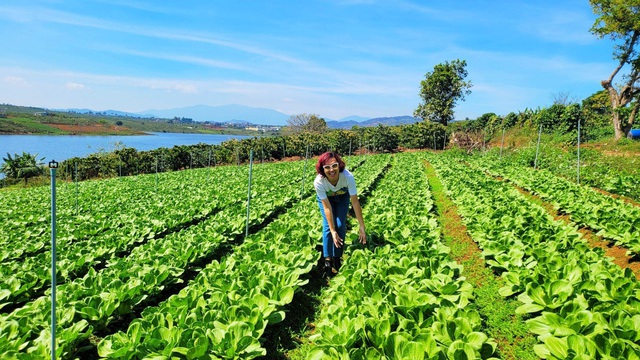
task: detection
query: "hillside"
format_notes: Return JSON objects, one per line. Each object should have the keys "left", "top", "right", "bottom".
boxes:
{"left": 327, "top": 115, "right": 419, "bottom": 129}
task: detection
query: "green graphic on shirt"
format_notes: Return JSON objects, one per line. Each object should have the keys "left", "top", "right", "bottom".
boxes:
{"left": 327, "top": 187, "right": 348, "bottom": 197}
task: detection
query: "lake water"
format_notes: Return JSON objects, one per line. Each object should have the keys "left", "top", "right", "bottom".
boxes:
{"left": 0, "top": 132, "right": 251, "bottom": 165}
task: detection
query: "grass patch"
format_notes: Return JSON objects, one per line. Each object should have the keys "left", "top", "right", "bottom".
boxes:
{"left": 424, "top": 160, "right": 538, "bottom": 360}
{"left": 0, "top": 117, "right": 67, "bottom": 134}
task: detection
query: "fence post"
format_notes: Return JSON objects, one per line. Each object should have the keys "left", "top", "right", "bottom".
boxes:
{"left": 500, "top": 128, "right": 505, "bottom": 159}
{"left": 245, "top": 150, "right": 254, "bottom": 238}
{"left": 74, "top": 162, "right": 79, "bottom": 216}
{"left": 301, "top": 144, "right": 309, "bottom": 198}
{"left": 577, "top": 118, "right": 581, "bottom": 184}
{"left": 48, "top": 160, "right": 59, "bottom": 360}
{"left": 155, "top": 156, "right": 158, "bottom": 192}
{"left": 534, "top": 124, "right": 543, "bottom": 170}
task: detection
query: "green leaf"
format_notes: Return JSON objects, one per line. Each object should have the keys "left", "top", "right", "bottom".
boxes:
{"left": 266, "top": 310, "right": 286, "bottom": 325}
{"left": 544, "top": 336, "right": 568, "bottom": 359}
{"left": 516, "top": 303, "right": 544, "bottom": 314}
{"left": 465, "top": 332, "right": 488, "bottom": 350}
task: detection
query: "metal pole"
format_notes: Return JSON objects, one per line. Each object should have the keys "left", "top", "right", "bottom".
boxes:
{"left": 155, "top": 156, "right": 158, "bottom": 192}
{"left": 301, "top": 144, "right": 309, "bottom": 198}
{"left": 534, "top": 123, "right": 542, "bottom": 169}
{"left": 500, "top": 128, "right": 505, "bottom": 159}
{"left": 49, "top": 160, "right": 59, "bottom": 360}
{"left": 349, "top": 139, "right": 352, "bottom": 157}
{"left": 577, "top": 118, "right": 581, "bottom": 184}
{"left": 208, "top": 149, "right": 212, "bottom": 182}
{"left": 74, "top": 162, "right": 79, "bottom": 216}
{"left": 443, "top": 132, "right": 447, "bottom": 150}
{"left": 245, "top": 150, "right": 254, "bottom": 238}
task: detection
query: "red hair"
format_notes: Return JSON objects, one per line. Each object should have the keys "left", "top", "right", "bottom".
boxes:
{"left": 316, "top": 152, "right": 346, "bottom": 177}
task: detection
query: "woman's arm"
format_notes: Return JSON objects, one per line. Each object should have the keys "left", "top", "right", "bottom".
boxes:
{"left": 320, "top": 198, "right": 343, "bottom": 248}
{"left": 350, "top": 195, "right": 366, "bottom": 244}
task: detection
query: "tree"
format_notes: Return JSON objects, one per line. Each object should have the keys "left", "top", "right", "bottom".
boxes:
{"left": 551, "top": 91, "right": 578, "bottom": 105}
{"left": 414, "top": 59, "right": 472, "bottom": 126}
{"left": 582, "top": 90, "right": 613, "bottom": 128}
{"left": 284, "top": 113, "right": 328, "bottom": 134}
{"left": 1, "top": 152, "right": 44, "bottom": 184}
{"left": 590, "top": 0, "right": 640, "bottom": 140}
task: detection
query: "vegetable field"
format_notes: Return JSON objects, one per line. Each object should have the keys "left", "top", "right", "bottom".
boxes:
{"left": 1, "top": 151, "right": 640, "bottom": 359}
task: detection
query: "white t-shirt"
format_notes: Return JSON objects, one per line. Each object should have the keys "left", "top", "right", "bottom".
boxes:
{"left": 314, "top": 169, "right": 357, "bottom": 200}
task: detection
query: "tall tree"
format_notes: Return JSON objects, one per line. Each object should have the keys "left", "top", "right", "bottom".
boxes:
{"left": 284, "top": 113, "right": 327, "bottom": 134}
{"left": 590, "top": 0, "right": 640, "bottom": 140}
{"left": 414, "top": 59, "right": 472, "bottom": 126}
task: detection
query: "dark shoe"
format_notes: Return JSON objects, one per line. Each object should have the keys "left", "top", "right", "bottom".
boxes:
{"left": 323, "top": 258, "right": 333, "bottom": 279}
{"left": 333, "top": 257, "right": 342, "bottom": 272}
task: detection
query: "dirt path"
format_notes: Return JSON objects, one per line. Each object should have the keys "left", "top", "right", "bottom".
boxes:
{"left": 424, "top": 161, "right": 538, "bottom": 360}
{"left": 491, "top": 173, "right": 640, "bottom": 280}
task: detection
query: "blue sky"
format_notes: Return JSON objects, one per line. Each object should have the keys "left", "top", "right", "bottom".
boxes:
{"left": 0, "top": 0, "right": 619, "bottom": 121}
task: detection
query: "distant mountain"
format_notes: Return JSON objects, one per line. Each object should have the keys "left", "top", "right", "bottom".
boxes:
{"left": 141, "top": 104, "right": 290, "bottom": 125}
{"left": 326, "top": 120, "right": 360, "bottom": 129}
{"left": 52, "top": 104, "right": 416, "bottom": 128}
{"left": 338, "top": 115, "right": 369, "bottom": 122}
{"left": 327, "top": 115, "right": 420, "bottom": 129}
{"left": 363, "top": 116, "right": 421, "bottom": 126}
{"left": 57, "top": 108, "right": 153, "bottom": 118}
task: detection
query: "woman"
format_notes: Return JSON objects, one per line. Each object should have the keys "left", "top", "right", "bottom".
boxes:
{"left": 314, "top": 151, "right": 366, "bottom": 278}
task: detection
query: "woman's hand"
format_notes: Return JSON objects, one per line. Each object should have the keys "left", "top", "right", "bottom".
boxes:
{"left": 331, "top": 230, "right": 343, "bottom": 248}
{"left": 358, "top": 225, "right": 367, "bottom": 244}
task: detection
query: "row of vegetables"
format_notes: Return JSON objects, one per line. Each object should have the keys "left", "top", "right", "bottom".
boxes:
{"left": 428, "top": 152, "right": 640, "bottom": 359}
{"left": 0, "top": 163, "right": 310, "bottom": 309}
{"left": 0, "top": 164, "right": 260, "bottom": 263}
{"left": 305, "top": 152, "right": 497, "bottom": 359}
{"left": 0, "top": 157, "right": 346, "bottom": 358}
{"left": 96, "top": 154, "right": 391, "bottom": 359}
{"left": 5, "top": 149, "right": 639, "bottom": 359}
{"left": 466, "top": 155, "right": 640, "bottom": 256}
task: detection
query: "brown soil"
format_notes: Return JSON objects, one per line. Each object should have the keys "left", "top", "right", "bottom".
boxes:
{"left": 602, "top": 150, "right": 638, "bottom": 157}
{"left": 424, "top": 161, "right": 535, "bottom": 359}
{"left": 45, "top": 123, "right": 142, "bottom": 135}
{"left": 506, "top": 178, "right": 640, "bottom": 280}
{"left": 589, "top": 185, "right": 640, "bottom": 208}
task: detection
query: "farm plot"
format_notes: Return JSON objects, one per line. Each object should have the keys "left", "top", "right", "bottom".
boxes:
{"left": 0, "top": 157, "right": 343, "bottom": 358}
{"left": 467, "top": 156, "right": 640, "bottom": 256}
{"left": 0, "top": 161, "right": 310, "bottom": 309}
{"left": 301, "top": 152, "right": 497, "bottom": 359}
{"left": 96, "top": 154, "right": 391, "bottom": 359}
{"left": 428, "top": 152, "right": 640, "bottom": 359}
{"left": 511, "top": 146, "right": 640, "bottom": 202}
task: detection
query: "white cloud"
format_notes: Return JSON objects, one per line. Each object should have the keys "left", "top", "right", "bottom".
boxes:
{"left": 3, "top": 76, "right": 29, "bottom": 87}
{"left": 65, "top": 82, "right": 86, "bottom": 90}
{"left": 172, "top": 84, "right": 198, "bottom": 94}
{"left": 103, "top": 48, "right": 255, "bottom": 72}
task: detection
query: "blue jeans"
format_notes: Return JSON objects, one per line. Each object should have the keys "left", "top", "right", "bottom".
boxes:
{"left": 318, "top": 193, "right": 351, "bottom": 258}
